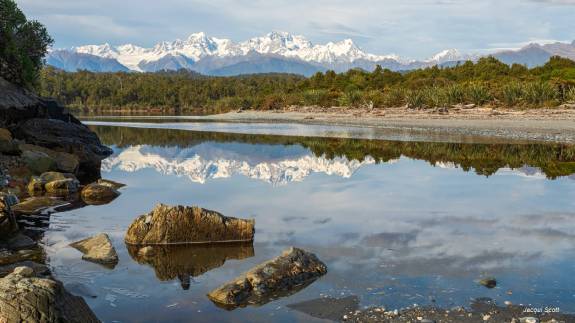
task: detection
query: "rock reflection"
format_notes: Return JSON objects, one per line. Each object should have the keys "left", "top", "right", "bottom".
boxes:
{"left": 126, "top": 243, "right": 254, "bottom": 290}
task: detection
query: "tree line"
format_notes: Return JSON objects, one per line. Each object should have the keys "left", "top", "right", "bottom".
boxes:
{"left": 39, "top": 56, "right": 575, "bottom": 112}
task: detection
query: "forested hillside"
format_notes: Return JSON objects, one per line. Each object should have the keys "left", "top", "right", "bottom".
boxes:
{"left": 39, "top": 56, "right": 575, "bottom": 113}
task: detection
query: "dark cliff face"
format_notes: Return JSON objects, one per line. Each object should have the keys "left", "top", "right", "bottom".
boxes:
{"left": 0, "top": 77, "right": 112, "bottom": 181}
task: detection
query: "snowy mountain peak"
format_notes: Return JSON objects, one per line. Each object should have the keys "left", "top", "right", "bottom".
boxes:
{"left": 428, "top": 49, "right": 462, "bottom": 63}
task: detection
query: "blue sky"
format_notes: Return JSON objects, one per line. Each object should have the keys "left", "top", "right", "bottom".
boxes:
{"left": 18, "top": 0, "right": 575, "bottom": 59}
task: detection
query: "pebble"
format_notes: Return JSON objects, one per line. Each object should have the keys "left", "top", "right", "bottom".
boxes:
{"left": 519, "top": 318, "right": 539, "bottom": 323}
{"left": 483, "top": 314, "right": 491, "bottom": 321}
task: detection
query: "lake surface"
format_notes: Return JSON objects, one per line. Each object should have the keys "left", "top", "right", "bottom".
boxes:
{"left": 41, "top": 120, "right": 575, "bottom": 322}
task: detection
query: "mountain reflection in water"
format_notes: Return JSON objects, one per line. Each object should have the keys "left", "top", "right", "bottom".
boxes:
{"left": 92, "top": 125, "right": 575, "bottom": 182}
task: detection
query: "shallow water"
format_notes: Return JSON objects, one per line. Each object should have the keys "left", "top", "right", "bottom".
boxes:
{"left": 41, "top": 122, "right": 575, "bottom": 322}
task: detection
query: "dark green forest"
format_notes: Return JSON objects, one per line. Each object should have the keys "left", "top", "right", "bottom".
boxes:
{"left": 40, "top": 56, "right": 575, "bottom": 113}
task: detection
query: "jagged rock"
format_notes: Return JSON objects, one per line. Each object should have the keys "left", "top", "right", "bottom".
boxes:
{"left": 80, "top": 183, "right": 120, "bottom": 205}
{"left": 13, "top": 118, "right": 112, "bottom": 181}
{"left": 20, "top": 143, "right": 79, "bottom": 173}
{"left": 70, "top": 233, "right": 118, "bottom": 268}
{"left": 12, "top": 196, "right": 68, "bottom": 215}
{"left": 207, "top": 247, "right": 327, "bottom": 309}
{"left": 96, "top": 178, "right": 125, "bottom": 190}
{"left": 127, "top": 244, "right": 254, "bottom": 289}
{"left": 0, "top": 194, "right": 18, "bottom": 240}
{"left": 124, "top": 204, "right": 255, "bottom": 245}
{"left": 0, "top": 266, "right": 100, "bottom": 322}
{"left": 1, "top": 77, "right": 111, "bottom": 180}
{"left": 22, "top": 150, "right": 57, "bottom": 174}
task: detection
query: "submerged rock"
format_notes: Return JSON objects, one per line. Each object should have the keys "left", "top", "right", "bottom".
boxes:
{"left": 479, "top": 277, "right": 497, "bottom": 289}
{"left": 81, "top": 183, "right": 120, "bottom": 205}
{"left": 12, "top": 196, "right": 68, "bottom": 215}
{"left": 207, "top": 247, "right": 327, "bottom": 309}
{"left": 127, "top": 243, "right": 254, "bottom": 290}
{"left": 70, "top": 233, "right": 119, "bottom": 268}
{"left": 96, "top": 178, "right": 126, "bottom": 190}
{"left": 287, "top": 296, "right": 360, "bottom": 321}
{"left": 124, "top": 204, "right": 255, "bottom": 245}
{"left": 0, "top": 266, "right": 100, "bottom": 322}
{"left": 0, "top": 194, "right": 19, "bottom": 240}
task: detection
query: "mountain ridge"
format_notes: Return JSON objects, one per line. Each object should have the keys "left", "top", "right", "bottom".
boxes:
{"left": 47, "top": 32, "right": 575, "bottom": 75}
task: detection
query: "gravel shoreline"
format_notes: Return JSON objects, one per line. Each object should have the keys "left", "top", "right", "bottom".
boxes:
{"left": 190, "top": 107, "right": 575, "bottom": 144}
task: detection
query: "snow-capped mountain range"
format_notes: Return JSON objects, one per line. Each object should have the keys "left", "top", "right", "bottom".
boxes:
{"left": 46, "top": 31, "right": 575, "bottom": 76}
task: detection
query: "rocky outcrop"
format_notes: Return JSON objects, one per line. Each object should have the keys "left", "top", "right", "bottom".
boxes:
{"left": 13, "top": 118, "right": 112, "bottom": 181}
{"left": 96, "top": 178, "right": 125, "bottom": 190}
{"left": 127, "top": 243, "right": 254, "bottom": 290}
{"left": 124, "top": 204, "right": 255, "bottom": 245}
{"left": 207, "top": 247, "right": 327, "bottom": 309}
{"left": 70, "top": 233, "right": 118, "bottom": 268}
{"left": 20, "top": 143, "right": 79, "bottom": 174}
{"left": 80, "top": 183, "right": 120, "bottom": 205}
{"left": 0, "top": 77, "right": 112, "bottom": 181}
{"left": 0, "top": 266, "right": 100, "bottom": 322}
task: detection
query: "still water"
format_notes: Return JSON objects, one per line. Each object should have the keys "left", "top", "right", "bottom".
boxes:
{"left": 41, "top": 122, "right": 575, "bottom": 322}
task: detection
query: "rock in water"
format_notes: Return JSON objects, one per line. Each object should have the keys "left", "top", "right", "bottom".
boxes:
{"left": 12, "top": 196, "right": 68, "bottom": 215}
{"left": 207, "top": 247, "right": 327, "bottom": 309}
{"left": 124, "top": 204, "right": 255, "bottom": 245}
{"left": 81, "top": 183, "right": 120, "bottom": 205}
{"left": 0, "top": 266, "right": 100, "bottom": 322}
{"left": 70, "top": 233, "right": 119, "bottom": 268}
{"left": 0, "top": 194, "right": 19, "bottom": 240}
{"left": 96, "top": 178, "right": 126, "bottom": 190}
{"left": 45, "top": 178, "right": 80, "bottom": 196}
{"left": 479, "top": 277, "right": 497, "bottom": 289}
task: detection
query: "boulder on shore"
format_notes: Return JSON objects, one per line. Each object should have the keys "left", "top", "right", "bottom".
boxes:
{"left": 124, "top": 204, "right": 255, "bottom": 245}
{"left": 81, "top": 183, "right": 120, "bottom": 205}
{"left": 207, "top": 247, "right": 327, "bottom": 309}
{"left": 27, "top": 171, "right": 78, "bottom": 196}
{"left": 22, "top": 150, "right": 57, "bottom": 174}
{"left": 20, "top": 143, "right": 79, "bottom": 174}
{"left": 70, "top": 233, "right": 118, "bottom": 268}
{"left": 0, "top": 266, "right": 100, "bottom": 322}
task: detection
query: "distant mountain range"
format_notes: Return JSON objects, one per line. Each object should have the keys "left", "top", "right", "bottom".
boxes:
{"left": 46, "top": 32, "right": 575, "bottom": 76}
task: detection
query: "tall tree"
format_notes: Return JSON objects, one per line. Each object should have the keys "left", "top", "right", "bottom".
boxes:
{"left": 0, "top": 0, "right": 53, "bottom": 88}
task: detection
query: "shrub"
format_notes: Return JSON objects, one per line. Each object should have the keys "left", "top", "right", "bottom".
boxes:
{"left": 382, "top": 88, "right": 406, "bottom": 107}
{"left": 467, "top": 83, "right": 492, "bottom": 105}
{"left": 523, "top": 81, "right": 556, "bottom": 105}
{"left": 445, "top": 84, "right": 466, "bottom": 105}
{"left": 406, "top": 90, "right": 426, "bottom": 109}
{"left": 502, "top": 82, "right": 524, "bottom": 106}
{"left": 338, "top": 90, "right": 364, "bottom": 108}
{"left": 423, "top": 87, "right": 448, "bottom": 108}
{"left": 564, "top": 86, "right": 575, "bottom": 103}
{"left": 303, "top": 89, "right": 331, "bottom": 107}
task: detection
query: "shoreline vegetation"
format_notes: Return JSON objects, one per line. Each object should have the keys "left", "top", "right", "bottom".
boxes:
{"left": 40, "top": 56, "right": 575, "bottom": 114}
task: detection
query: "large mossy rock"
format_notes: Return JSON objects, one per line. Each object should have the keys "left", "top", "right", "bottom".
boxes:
{"left": 20, "top": 143, "right": 79, "bottom": 174}
{"left": 0, "top": 266, "right": 100, "bottom": 322}
{"left": 207, "top": 247, "right": 327, "bottom": 309}
{"left": 70, "top": 233, "right": 118, "bottom": 268}
{"left": 22, "top": 150, "right": 57, "bottom": 174}
{"left": 124, "top": 204, "right": 255, "bottom": 245}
